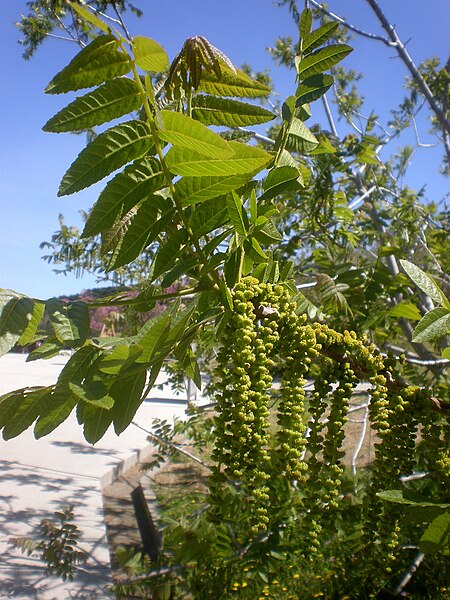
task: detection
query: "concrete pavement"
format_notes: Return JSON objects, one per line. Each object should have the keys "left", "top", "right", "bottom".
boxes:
{"left": 0, "top": 353, "right": 192, "bottom": 599}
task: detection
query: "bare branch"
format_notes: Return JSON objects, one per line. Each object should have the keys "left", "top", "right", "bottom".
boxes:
{"left": 391, "top": 552, "right": 426, "bottom": 597}
{"left": 366, "top": 0, "right": 450, "bottom": 138}
{"left": 321, "top": 94, "right": 338, "bottom": 137}
{"left": 308, "top": 0, "right": 395, "bottom": 47}
{"left": 45, "top": 34, "right": 82, "bottom": 43}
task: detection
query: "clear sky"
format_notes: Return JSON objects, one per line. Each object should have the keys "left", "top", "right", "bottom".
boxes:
{"left": 1, "top": 1, "right": 449, "bottom": 299}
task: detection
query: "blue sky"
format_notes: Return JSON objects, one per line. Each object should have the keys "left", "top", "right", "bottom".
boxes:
{"left": 1, "top": 1, "right": 449, "bottom": 299}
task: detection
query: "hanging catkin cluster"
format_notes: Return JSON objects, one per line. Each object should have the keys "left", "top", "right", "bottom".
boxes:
{"left": 209, "top": 277, "right": 440, "bottom": 553}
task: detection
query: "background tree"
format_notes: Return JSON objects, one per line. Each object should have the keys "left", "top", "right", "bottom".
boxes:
{"left": 1, "top": 1, "right": 449, "bottom": 597}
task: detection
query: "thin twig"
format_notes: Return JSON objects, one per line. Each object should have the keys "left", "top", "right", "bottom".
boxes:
{"left": 112, "top": 2, "right": 133, "bottom": 42}
{"left": 365, "top": 0, "right": 450, "bottom": 139}
{"left": 114, "top": 564, "right": 186, "bottom": 585}
{"left": 391, "top": 551, "right": 426, "bottom": 597}
{"left": 237, "top": 127, "right": 275, "bottom": 145}
{"left": 351, "top": 404, "right": 368, "bottom": 475}
{"left": 321, "top": 94, "right": 338, "bottom": 137}
{"left": 131, "top": 421, "right": 212, "bottom": 472}
{"left": 308, "top": 0, "right": 395, "bottom": 47}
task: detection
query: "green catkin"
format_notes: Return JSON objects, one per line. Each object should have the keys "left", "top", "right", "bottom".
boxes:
{"left": 276, "top": 318, "right": 317, "bottom": 482}
{"left": 209, "top": 277, "right": 447, "bottom": 574}
{"left": 211, "top": 279, "right": 275, "bottom": 532}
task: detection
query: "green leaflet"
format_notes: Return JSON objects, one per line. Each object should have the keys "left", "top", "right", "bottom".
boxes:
{"left": 98, "top": 343, "right": 144, "bottom": 375}
{"left": 69, "top": 1, "right": 110, "bottom": 34}
{"left": 46, "top": 298, "right": 89, "bottom": 346}
{"left": 82, "top": 404, "right": 114, "bottom": 444}
{"left": 253, "top": 255, "right": 279, "bottom": 284}
{"left": 244, "top": 237, "right": 267, "bottom": 263}
{"left": 227, "top": 193, "right": 247, "bottom": 236}
{"left": 224, "top": 247, "right": 243, "bottom": 288}
{"left": 295, "top": 44, "right": 353, "bottom": 80}
{"left": 192, "top": 95, "right": 275, "bottom": 127}
{"left": 34, "top": 385, "right": 78, "bottom": 438}
{"left": 295, "top": 74, "right": 334, "bottom": 107}
{"left": 259, "top": 166, "right": 301, "bottom": 200}
{"left": 175, "top": 173, "right": 252, "bottom": 206}
{"left": 159, "top": 110, "right": 233, "bottom": 158}
{"left": 420, "top": 512, "right": 450, "bottom": 555}
{"left": 388, "top": 300, "right": 422, "bottom": 321}
{"left": 412, "top": 308, "right": 450, "bottom": 343}
{"left": 199, "top": 65, "right": 271, "bottom": 98}
{"left": 299, "top": 8, "right": 313, "bottom": 40}
{"left": 17, "top": 301, "right": 45, "bottom": 347}
{"left": 166, "top": 141, "right": 271, "bottom": 177}
{"left": 59, "top": 120, "right": 154, "bottom": 196}
{"left": 189, "top": 197, "right": 229, "bottom": 237}
{"left": 377, "top": 489, "right": 450, "bottom": 508}
{"left": 132, "top": 36, "right": 169, "bottom": 72}
{"left": 1, "top": 387, "right": 49, "bottom": 440}
{"left": 43, "top": 78, "right": 143, "bottom": 133}
{"left": 400, "top": 259, "right": 449, "bottom": 308}
{"left": 45, "top": 35, "right": 130, "bottom": 95}
{"left": 254, "top": 220, "right": 283, "bottom": 245}
{"left": 388, "top": 301, "right": 422, "bottom": 321}
{"left": 110, "top": 370, "right": 147, "bottom": 434}
{"left": 161, "top": 256, "right": 199, "bottom": 288}
{"left": 26, "top": 339, "right": 62, "bottom": 361}
{"left": 82, "top": 156, "right": 164, "bottom": 237}
{"left": 135, "top": 312, "right": 172, "bottom": 364}
{"left": 107, "top": 196, "right": 174, "bottom": 270}
{"left": 102, "top": 207, "right": 138, "bottom": 257}
{"left": 151, "top": 230, "right": 189, "bottom": 280}
{"left": 58, "top": 345, "right": 102, "bottom": 384}
{"left": 302, "top": 22, "right": 339, "bottom": 55}
{"left": 202, "top": 230, "right": 231, "bottom": 256}
{"left": 0, "top": 290, "right": 38, "bottom": 357}
{"left": 288, "top": 118, "right": 319, "bottom": 153}
{"left": 0, "top": 389, "right": 27, "bottom": 428}
{"left": 69, "top": 381, "right": 114, "bottom": 409}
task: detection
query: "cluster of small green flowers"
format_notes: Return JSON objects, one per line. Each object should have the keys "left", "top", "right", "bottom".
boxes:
{"left": 363, "top": 383, "right": 424, "bottom": 565}
{"left": 420, "top": 407, "right": 450, "bottom": 494}
{"left": 276, "top": 316, "right": 317, "bottom": 482}
{"left": 320, "top": 360, "right": 357, "bottom": 511}
{"left": 210, "top": 278, "right": 277, "bottom": 532}
{"left": 305, "top": 357, "right": 337, "bottom": 480}
{"left": 210, "top": 277, "right": 445, "bottom": 567}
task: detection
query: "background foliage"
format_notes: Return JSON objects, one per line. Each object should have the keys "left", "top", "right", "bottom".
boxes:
{"left": 2, "top": 1, "right": 449, "bottom": 598}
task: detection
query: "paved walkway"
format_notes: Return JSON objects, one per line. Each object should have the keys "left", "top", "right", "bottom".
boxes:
{"left": 0, "top": 354, "right": 191, "bottom": 599}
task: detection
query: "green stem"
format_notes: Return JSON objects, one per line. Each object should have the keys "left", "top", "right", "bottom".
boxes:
{"left": 119, "top": 40, "right": 220, "bottom": 287}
